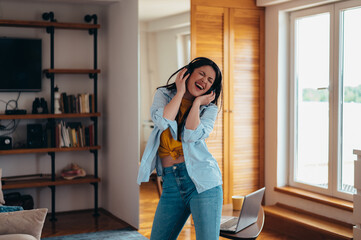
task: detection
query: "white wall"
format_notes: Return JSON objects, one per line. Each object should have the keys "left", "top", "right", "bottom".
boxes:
{"left": 263, "top": 0, "right": 353, "bottom": 223}
{"left": 0, "top": 0, "right": 140, "bottom": 228}
{"left": 103, "top": 0, "right": 139, "bottom": 228}
{"left": 139, "top": 22, "right": 153, "bottom": 155}
{"left": 155, "top": 25, "right": 190, "bottom": 86}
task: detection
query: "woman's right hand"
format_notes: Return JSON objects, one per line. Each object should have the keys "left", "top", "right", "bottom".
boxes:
{"left": 194, "top": 91, "right": 216, "bottom": 107}
{"left": 175, "top": 68, "right": 189, "bottom": 96}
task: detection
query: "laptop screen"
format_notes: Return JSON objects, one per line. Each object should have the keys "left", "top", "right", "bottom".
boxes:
{"left": 235, "top": 187, "right": 265, "bottom": 232}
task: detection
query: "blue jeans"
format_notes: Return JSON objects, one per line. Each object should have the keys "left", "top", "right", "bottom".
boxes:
{"left": 150, "top": 162, "right": 223, "bottom": 240}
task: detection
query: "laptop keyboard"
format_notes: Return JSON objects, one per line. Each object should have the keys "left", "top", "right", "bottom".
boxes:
{"left": 220, "top": 217, "right": 238, "bottom": 230}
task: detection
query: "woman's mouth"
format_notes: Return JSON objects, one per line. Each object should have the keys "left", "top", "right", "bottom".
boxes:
{"left": 195, "top": 82, "right": 204, "bottom": 90}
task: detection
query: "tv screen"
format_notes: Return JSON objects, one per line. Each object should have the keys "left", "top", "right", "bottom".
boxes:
{"left": 0, "top": 38, "right": 42, "bottom": 92}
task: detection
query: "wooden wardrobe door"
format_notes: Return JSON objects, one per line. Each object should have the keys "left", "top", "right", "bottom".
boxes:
{"left": 229, "top": 8, "right": 265, "bottom": 197}
{"left": 191, "top": 5, "right": 230, "bottom": 197}
{"left": 191, "top": 0, "right": 265, "bottom": 203}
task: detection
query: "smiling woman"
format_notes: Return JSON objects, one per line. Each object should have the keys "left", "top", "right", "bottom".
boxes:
{"left": 137, "top": 57, "right": 223, "bottom": 240}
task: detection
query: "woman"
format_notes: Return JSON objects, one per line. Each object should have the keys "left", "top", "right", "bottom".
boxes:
{"left": 137, "top": 57, "right": 223, "bottom": 240}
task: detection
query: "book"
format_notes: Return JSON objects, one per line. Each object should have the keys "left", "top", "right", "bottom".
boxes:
{"left": 89, "top": 94, "right": 93, "bottom": 113}
{"left": 79, "top": 126, "right": 85, "bottom": 147}
{"left": 55, "top": 123, "right": 59, "bottom": 148}
{"left": 70, "top": 95, "right": 76, "bottom": 113}
{"left": 67, "top": 127, "right": 73, "bottom": 147}
{"left": 61, "top": 93, "right": 69, "bottom": 113}
{"left": 59, "top": 93, "right": 64, "bottom": 113}
{"left": 67, "top": 95, "right": 73, "bottom": 114}
{"left": 60, "top": 121, "right": 69, "bottom": 147}
{"left": 59, "top": 123, "right": 64, "bottom": 147}
{"left": 85, "top": 126, "right": 90, "bottom": 146}
{"left": 71, "top": 128, "right": 77, "bottom": 147}
{"left": 88, "top": 124, "right": 94, "bottom": 146}
{"left": 84, "top": 93, "right": 90, "bottom": 113}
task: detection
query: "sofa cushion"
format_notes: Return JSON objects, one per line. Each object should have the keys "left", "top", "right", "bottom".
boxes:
{"left": 0, "top": 234, "right": 37, "bottom": 240}
{"left": 0, "top": 208, "right": 48, "bottom": 240}
{"left": 0, "top": 169, "right": 5, "bottom": 205}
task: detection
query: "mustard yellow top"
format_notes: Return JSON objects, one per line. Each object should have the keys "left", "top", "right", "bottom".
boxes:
{"left": 158, "top": 98, "right": 193, "bottom": 160}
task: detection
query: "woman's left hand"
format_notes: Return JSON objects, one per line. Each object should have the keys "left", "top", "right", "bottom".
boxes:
{"left": 194, "top": 91, "right": 215, "bottom": 106}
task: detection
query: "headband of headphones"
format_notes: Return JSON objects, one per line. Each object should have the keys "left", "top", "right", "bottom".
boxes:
{"left": 186, "top": 57, "right": 222, "bottom": 78}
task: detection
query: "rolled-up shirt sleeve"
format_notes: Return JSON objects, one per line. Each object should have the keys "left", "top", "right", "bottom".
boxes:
{"left": 150, "top": 89, "right": 178, "bottom": 138}
{"left": 183, "top": 104, "right": 218, "bottom": 143}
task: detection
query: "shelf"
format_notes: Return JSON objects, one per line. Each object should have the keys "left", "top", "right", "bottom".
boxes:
{"left": 44, "top": 69, "right": 101, "bottom": 74}
{"left": 1, "top": 12, "right": 101, "bottom": 219}
{"left": 0, "top": 112, "right": 100, "bottom": 120}
{"left": 0, "top": 19, "right": 100, "bottom": 30}
{"left": 2, "top": 175, "right": 101, "bottom": 190}
{"left": 0, "top": 146, "right": 101, "bottom": 155}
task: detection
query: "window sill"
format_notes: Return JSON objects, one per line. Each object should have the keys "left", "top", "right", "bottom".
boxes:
{"left": 274, "top": 186, "right": 353, "bottom": 212}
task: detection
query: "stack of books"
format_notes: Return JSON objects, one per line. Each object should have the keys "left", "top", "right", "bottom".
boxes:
{"left": 59, "top": 93, "right": 95, "bottom": 113}
{"left": 55, "top": 121, "right": 94, "bottom": 148}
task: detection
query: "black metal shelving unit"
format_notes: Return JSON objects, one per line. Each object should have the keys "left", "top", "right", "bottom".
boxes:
{"left": 0, "top": 12, "right": 101, "bottom": 221}
{"left": 42, "top": 11, "right": 100, "bottom": 221}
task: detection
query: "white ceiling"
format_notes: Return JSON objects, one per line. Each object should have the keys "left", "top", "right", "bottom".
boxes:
{"left": 2, "top": 0, "right": 189, "bottom": 22}
{"left": 139, "top": 0, "right": 190, "bottom": 22}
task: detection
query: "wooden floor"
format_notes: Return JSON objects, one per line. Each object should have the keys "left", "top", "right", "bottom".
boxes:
{"left": 42, "top": 208, "right": 131, "bottom": 238}
{"left": 42, "top": 180, "right": 296, "bottom": 239}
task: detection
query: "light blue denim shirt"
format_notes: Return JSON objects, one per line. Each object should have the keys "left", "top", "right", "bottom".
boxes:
{"left": 137, "top": 87, "right": 223, "bottom": 193}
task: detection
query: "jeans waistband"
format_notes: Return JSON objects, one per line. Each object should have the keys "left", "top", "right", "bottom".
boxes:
{"left": 163, "top": 162, "right": 186, "bottom": 174}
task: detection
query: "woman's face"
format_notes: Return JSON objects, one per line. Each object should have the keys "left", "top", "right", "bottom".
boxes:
{"left": 186, "top": 65, "right": 216, "bottom": 98}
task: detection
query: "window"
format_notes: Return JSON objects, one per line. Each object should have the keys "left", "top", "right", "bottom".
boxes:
{"left": 290, "top": 0, "right": 361, "bottom": 200}
{"left": 176, "top": 33, "right": 191, "bottom": 68}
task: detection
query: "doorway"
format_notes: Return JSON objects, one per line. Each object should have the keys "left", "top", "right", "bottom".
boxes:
{"left": 138, "top": 0, "right": 190, "bottom": 238}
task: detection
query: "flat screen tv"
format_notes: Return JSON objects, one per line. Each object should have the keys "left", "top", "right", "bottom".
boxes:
{"left": 0, "top": 38, "right": 42, "bottom": 92}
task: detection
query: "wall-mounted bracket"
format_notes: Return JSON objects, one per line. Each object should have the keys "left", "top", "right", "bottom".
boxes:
{"left": 47, "top": 152, "right": 55, "bottom": 158}
{"left": 45, "top": 26, "right": 54, "bottom": 34}
{"left": 84, "top": 14, "right": 97, "bottom": 35}
{"left": 42, "top": 12, "right": 56, "bottom": 22}
{"left": 46, "top": 72, "right": 54, "bottom": 79}
{"left": 90, "top": 149, "right": 97, "bottom": 154}
{"left": 43, "top": 12, "right": 56, "bottom": 35}
{"left": 89, "top": 73, "right": 96, "bottom": 79}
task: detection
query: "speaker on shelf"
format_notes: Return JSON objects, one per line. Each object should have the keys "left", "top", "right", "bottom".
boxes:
{"left": 27, "top": 124, "right": 44, "bottom": 148}
{"left": 0, "top": 136, "right": 12, "bottom": 150}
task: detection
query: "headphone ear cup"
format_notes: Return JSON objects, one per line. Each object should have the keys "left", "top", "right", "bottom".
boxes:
{"left": 183, "top": 66, "right": 191, "bottom": 78}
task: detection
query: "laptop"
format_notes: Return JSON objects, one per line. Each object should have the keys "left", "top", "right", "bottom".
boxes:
{"left": 220, "top": 187, "right": 265, "bottom": 233}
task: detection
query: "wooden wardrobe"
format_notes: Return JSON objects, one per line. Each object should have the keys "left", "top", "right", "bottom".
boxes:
{"left": 191, "top": 0, "right": 265, "bottom": 203}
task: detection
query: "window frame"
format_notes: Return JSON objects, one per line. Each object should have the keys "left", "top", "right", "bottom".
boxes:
{"left": 289, "top": 0, "right": 361, "bottom": 201}
{"left": 334, "top": 0, "right": 361, "bottom": 201}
